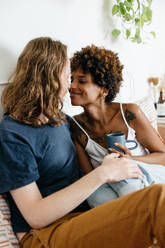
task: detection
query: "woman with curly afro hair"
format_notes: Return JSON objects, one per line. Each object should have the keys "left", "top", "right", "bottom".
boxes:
{"left": 70, "top": 44, "right": 165, "bottom": 207}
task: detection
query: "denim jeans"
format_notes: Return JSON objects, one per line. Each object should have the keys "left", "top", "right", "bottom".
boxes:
{"left": 87, "top": 161, "right": 165, "bottom": 208}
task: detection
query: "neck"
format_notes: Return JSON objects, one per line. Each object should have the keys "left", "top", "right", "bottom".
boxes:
{"left": 83, "top": 101, "right": 116, "bottom": 126}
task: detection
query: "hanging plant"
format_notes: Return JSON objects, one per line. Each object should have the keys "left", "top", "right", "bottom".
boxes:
{"left": 111, "top": 0, "right": 156, "bottom": 43}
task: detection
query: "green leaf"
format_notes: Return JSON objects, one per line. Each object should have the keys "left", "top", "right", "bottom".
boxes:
{"left": 140, "top": 16, "right": 145, "bottom": 28}
{"left": 135, "top": 28, "right": 140, "bottom": 37}
{"left": 119, "top": 2, "right": 126, "bottom": 15}
{"left": 147, "top": 0, "right": 152, "bottom": 7}
{"left": 124, "top": 1, "right": 131, "bottom": 8}
{"left": 112, "top": 5, "right": 119, "bottom": 15}
{"left": 131, "top": 36, "right": 141, "bottom": 44}
{"left": 145, "top": 7, "right": 152, "bottom": 22}
{"left": 142, "top": 6, "right": 152, "bottom": 22}
{"left": 135, "top": 18, "right": 140, "bottom": 27}
{"left": 134, "top": 28, "right": 142, "bottom": 43}
{"left": 112, "top": 29, "right": 121, "bottom": 38}
{"left": 126, "top": 29, "right": 131, "bottom": 39}
{"left": 124, "top": 13, "right": 132, "bottom": 21}
{"left": 150, "top": 31, "right": 156, "bottom": 38}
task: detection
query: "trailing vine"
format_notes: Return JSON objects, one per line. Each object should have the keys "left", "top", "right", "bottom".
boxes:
{"left": 111, "top": 0, "right": 155, "bottom": 43}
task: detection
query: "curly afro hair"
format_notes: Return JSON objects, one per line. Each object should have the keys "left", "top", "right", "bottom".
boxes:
{"left": 71, "top": 45, "right": 124, "bottom": 103}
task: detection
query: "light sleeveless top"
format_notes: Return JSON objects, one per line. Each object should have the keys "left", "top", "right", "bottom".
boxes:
{"left": 71, "top": 103, "right": 148, "bottom": 169}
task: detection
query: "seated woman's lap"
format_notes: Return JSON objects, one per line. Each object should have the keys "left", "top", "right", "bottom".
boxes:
{"left": 87, "top": 178, "right": 145, "bottom": 208}
{"left": 20, "top": 184, "right": 165, "bottom": 248}
{"left": 53, "top": 184, "right": 165, "bottom": 248}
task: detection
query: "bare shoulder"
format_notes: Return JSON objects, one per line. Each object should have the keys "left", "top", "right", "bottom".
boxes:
{"left": 111, "top": 102, "right": 120, "bottom": 110}
{"left": 123, "top": 103, "right": 141, "bottom": 112}
{"left": 122, "top": 103, "right": 143, "bottom": 124}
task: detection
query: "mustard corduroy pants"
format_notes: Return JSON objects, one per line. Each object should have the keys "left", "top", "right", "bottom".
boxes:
{"left": 20, "top": 184, "right": 165, "bottom": 248}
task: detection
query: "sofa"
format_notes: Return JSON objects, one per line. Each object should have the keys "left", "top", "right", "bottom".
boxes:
{"left": 0, "top": 83, "right": 164, "bottom": 248}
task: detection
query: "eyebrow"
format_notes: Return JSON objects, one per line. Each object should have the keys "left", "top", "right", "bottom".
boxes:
{"left": 77, "top": 75, "right": 86, "bottom": 79}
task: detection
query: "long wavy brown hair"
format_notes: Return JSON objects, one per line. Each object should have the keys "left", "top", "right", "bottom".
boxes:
{"left": 1, "top": 37, "right": 67, "bottom": 126}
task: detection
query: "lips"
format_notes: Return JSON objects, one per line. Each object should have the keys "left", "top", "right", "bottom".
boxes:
{"left": 69, "top": 92, "right": 82, "bottom": 97}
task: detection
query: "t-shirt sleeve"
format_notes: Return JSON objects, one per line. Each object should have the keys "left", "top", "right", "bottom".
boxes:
{"left": 0, "top": 133, "right": 39, "bottom": 194}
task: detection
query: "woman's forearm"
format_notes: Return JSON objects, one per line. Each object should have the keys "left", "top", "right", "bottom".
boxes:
{"left": 11, "top": 155, "right": 142, "bottom": 229}
{"left": 132, "top": 152, "right": 165, "bottom": 165}
{"left": 24, "top": 168, "right": 105, "bottom": 229}
{"left": 30, "top": 156, "right": 143, "bottom": 229}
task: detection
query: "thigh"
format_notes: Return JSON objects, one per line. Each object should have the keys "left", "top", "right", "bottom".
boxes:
{"left": 87, "top": 183, "right": 118, "bottom": 208}
{"left": 109, "top": 178, "right": 145, "bottom": 197}
{"left": 20, "top": 213, "right": 81, "bottom": 248}
{"left": 137, "top": 161, "right": 165, "bottom": 184}
{"left": 21, "top": 185, "right": 165, "bottom": 248}
{"left": 52, "top": 185, "right": 165, "bottom": 248}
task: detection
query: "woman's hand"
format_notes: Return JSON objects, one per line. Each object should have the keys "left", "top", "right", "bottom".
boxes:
{"left": 99, "top": 153, "right": 143, "bottom": 183}
{"left": 109, "top": 143, "right": 132, "bottom": 159}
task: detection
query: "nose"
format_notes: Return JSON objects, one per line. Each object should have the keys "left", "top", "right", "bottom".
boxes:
{"left": 67, "top": 75, "right": 71, "bottom": 90}
{"left": 70, "top": 77, "right": 77, "bottom": 89}
{"left": 68, "top": 82, "right": 71, "bottom": 90}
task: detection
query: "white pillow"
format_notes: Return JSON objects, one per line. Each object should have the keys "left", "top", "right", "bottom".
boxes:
{"left": 136, "top": 95, "right": 157, "bottom": 130}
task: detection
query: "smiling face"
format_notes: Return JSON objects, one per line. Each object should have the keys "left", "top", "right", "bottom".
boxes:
{"left": 70, "top": 67, "right": 104, "bottom": 107}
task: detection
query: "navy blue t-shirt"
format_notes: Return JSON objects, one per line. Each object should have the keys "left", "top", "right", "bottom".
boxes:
{"left": 0, "top": 115, "right": 89, "bottom": 232}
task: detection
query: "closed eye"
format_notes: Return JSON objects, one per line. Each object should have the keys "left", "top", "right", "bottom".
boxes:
{"left": 70, "top": 76, "right": 87, "bottom": 85}
{"left": 79, "top": 80, "right": 87, "bottom": 84}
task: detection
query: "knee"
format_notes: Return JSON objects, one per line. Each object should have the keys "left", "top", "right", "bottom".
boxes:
{"left": 148, "top": 184, "right": 165, "bottom": 193}
{"left": 117, "top": 179, "right": 144, "bottom": 197}
{"left": 87, "top": 184, "right": 118, "bottom": 208}
{"left": 146, "top": 184, "right": 165, "bottom": 202}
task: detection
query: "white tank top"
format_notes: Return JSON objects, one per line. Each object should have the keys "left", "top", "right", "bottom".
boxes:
{"left": 71, "top": 103, "right": 148, "bottom": 169}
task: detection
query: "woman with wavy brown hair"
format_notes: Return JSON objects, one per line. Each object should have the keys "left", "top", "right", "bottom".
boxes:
{"left": 0, "top": 37, "right": 165, "bottom": 248}
{"left": 70, "top": 45, "right": 165, "bottom": 207}
{"left": 2, "top": 37, "right": 67, "bottom": 126}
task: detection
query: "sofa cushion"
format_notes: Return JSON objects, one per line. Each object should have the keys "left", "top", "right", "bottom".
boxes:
{"left": 136, "top": 95, "right": 157, "bottom": 130}
{"left": 0, "top": 195, "right": 19, "bottom": 247}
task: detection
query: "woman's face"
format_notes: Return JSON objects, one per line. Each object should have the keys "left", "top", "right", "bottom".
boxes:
{"left": 70, "top": 68, "right": 103, "bottom": 107}
{"left": 59, "top": 59, "right": 71, "bottom": 100}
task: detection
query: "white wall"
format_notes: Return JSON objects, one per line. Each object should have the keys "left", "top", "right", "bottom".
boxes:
{"left": 0, "top": 0, "right": 165, "bottom": 116}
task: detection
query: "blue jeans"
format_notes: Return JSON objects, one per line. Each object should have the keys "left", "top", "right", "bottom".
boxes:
{"left": 87, "top": 161, "right": 165, "bottom": 208}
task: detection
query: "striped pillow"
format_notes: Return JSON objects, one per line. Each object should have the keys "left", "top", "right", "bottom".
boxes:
{"left": 136, "top": 95, "right": 157, "bottom": 130}
{"left": 0, "top": 195, "right": 19, "bottom": 248}
{"left": 0, "top": 83, "right": 20, "bottom": 247}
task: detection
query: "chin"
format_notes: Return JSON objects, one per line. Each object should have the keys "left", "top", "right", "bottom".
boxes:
{"left": 70, "top": 99, "right": 81, "bottom": 106}
{"left": 71, "top": 101, "right": 79, "bottom": 106}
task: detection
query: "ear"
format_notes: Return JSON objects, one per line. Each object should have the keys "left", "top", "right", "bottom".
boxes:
{"left": 98, "top": 87, "right": 109, "bottom": 98}
{"left": 102, "top": 88, "right": 109, "bottom": 97}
